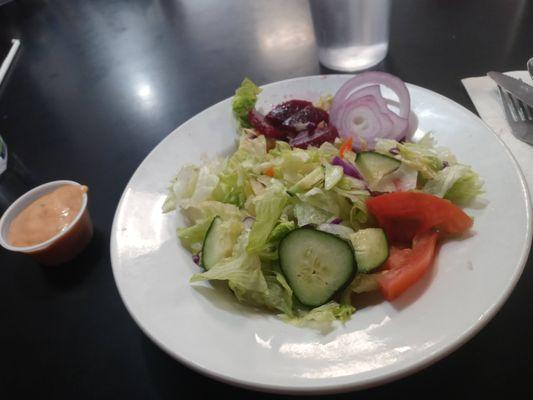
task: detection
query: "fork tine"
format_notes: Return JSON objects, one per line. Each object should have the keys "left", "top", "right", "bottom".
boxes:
{"left": 507, "top": 91, "right": 525, "bottom": 121}
{"left": 520, "top": 101, "right": 533, "bottom": 121}
{"left": 513, "top": 97, "right": 527, "bottom": 121}
{"left": 496, "top": 85, "right": 533, "bottom": 145}
{"left": 498, "top": 86, "right": 518, "bottom": 121}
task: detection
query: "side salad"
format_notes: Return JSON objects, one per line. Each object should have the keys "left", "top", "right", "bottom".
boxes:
{"left": 163, "top": 72, "right": 483, "bottom": 325}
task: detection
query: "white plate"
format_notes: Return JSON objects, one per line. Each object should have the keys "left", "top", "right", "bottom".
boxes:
{"left": 110, "top": 75, "right": 532, "bottom": 394}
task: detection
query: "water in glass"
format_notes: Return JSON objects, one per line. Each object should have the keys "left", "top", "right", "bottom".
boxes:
{"left": 309, "top": 0, "right": 390, "bottom": 71}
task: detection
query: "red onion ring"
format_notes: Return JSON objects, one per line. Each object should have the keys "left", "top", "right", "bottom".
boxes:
{"left": 331, "top": 72, "right": 411, "bottom": 121}
{"left": 343, "top": 85, "right": 408, "bottom": 139}
{"left": 336, "top": 96, "right": 396, "bottom": 149}
{"left": 330, "top": 72, "right": 411, "bottom": 149}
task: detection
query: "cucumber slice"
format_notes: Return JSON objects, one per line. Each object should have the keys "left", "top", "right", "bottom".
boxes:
{"left": 355, "top": 152, "right": 400, "bottom": 185}
{"left": 201, "top": 216, "right": 233, "bottom": 270}
{"left": 279, "top": 228, "right": 356, "bottom": 307}
{"left": 350, "top": 228, "right": 389, "bottom": 273}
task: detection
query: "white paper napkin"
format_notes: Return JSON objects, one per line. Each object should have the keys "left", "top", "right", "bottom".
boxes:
{"left": 462, "top": 71, "right": 533, "bottom": 196}
{"left": 462, "top": 71, "right": 533, "bottom": 197}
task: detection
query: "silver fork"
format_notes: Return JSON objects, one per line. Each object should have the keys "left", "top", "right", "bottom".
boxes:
{"left": 496, "top": 85, "right": 533, "bottom": 145}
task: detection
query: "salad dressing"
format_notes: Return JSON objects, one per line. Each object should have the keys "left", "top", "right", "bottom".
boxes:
{"left": 8, "top": 184, "right": 88, "bottom": 247}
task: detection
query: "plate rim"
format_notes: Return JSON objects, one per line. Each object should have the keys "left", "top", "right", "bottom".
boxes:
{"left": 110, "top": 74, "right": 532, "bottom": 394}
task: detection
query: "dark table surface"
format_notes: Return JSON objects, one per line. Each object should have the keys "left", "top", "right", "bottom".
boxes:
{"left": 1, "top": 0, "right": 532, "bottom": 398}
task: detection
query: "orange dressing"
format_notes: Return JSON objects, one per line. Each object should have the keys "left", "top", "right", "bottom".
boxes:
{"left": 8, "top": 185, "right": 88, "bottom": 247}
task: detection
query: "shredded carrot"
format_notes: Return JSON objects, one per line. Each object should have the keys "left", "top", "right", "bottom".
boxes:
{"left": 264, "top": 166, "right": 274, "bottom": 177}
{"left": 339, "top": 138, "right": 353, "bottom": 158}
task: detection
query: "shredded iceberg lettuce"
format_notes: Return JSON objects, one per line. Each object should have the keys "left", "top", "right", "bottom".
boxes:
{"left": 191, "top": 231, "right": 267, "bottom": 291}
{"left": 374, "top": 136, "right": 455, "bottom": 180}
{"left": 422, "top": 164, "right": 484, "bottom": 205}
{"left": 246, "top": 184, "right": 289, "bottom": 253}
{"left": 282, "top": 302, "right": 356, "bottom": 326}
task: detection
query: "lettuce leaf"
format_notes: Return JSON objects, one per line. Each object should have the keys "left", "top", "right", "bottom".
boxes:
{"left": 423, "top": 164, "right": 484, "bottom": 205}
{"left": 177, "top": 204, "right": 244, "bottom": 254}
{"left": 333, "top": 175, "right": 369, "bottom": 203}
{"left": 374, "top": 136, "right": 454, "bottom": 180}
{"left": 246, "top": 185, "right": 289, "bottom": 253}
{"left": 324, "top": 164, "right": 344, "bottom": 190}
{"left": 288, "top": 166, "right": 324, "bottom": 194}
{"left": 297, "top": 187, "right": 351, "bottom": 219}
{"left": 162, "top": 165, "right": 196, "bottom": 212}
{"left": 270, "top": 147, "right": 321, "bottom": 185}
{"left": 192, "top": 230, "right": 293, "bottom": 315}
{"left": 370, "top": 164, "right": 418, "bottom": 192}
{"left": 212, "top": 135, "right": 268, "bottom": 207}
{"left": 317, "top": 223, "right": 355, "bottom": 241}
{"left": 258, "top": 220, "right": 296, "bottom": 261}
{"left": 231, "top": 268, "right": 293, "bottom": 315}
{"left": 335, "top": 175, "right": 367, "bottom": 191}
{"left": 191, "top": 231, "right": 267, "bottom": 292}
{"left": 339, "top": 274, "right": 379, "bottom": 304}
{"left": 294, "top": 202, "right": 332, "bottom": 226}
{"left": 283, "top": 302, "right": 355, "bottom": 326}
{"left": 317, "top": 141, "right": 339, "bottom": 162}
{"left": 349, "top": 197, "right": 370, "bottom": 230}
{"left": 232, "top": 78, "right": 261, "bottom": 129}
{"left": 163, "top": 160, "right": 222, "bottom": 211}
{"left": 181, "top": 200, "right": 244, "bottom": 224}
{"left": 176, "top": 218, "right": 213, "bottom": 253}
{"left": 268, "top": 220, "right": 296, "bottom": 242}
{"left": 316, "top": 94, "right": 333, "bottom": 111}
{"left": 349, "top": 274, "right": 380, "bottom": 293}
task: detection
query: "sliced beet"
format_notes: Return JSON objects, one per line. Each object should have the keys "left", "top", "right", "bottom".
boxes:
{"left": 248, "top": 99, "right": 332, "bottom": 143}
{"left": 266, "top": 100, "right": 312, "bottom": 127}
{"left": 248, "top": 109, "right": 288, "bottom": 139}
{"left": 283, "top": 105, "right": 329, "bottom": 132}
{"left": 289, "top": 125, "right": 339, "bottom": 149}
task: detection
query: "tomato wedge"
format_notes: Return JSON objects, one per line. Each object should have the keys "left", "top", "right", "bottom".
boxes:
{"left": 378, "top": 230, "right": 439, "bottom": 300}
{"left": 381, "top": 246, "right": 412, "bottom": 270}
{"left": 366, "top": 192, "right": 473, "bottom": 243}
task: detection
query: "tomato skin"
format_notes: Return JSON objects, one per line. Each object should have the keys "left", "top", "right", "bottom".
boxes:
{"left": 366, "top": 192, "right": 473, "bottom": 244}
{"left": 377, "top": 230, "right": 439, "bottom": 300}
{"left": 381, "top": 246, "right": 412, "bottom": 270}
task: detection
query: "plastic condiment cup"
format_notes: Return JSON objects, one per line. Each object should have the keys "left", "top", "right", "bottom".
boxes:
{"left": 0, "top": 180, "right": 93, "bottom": 265}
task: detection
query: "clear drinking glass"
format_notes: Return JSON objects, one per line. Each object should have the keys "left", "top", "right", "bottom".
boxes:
{"left": 309, "top": 0, "right": 391, "bottom": 72}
